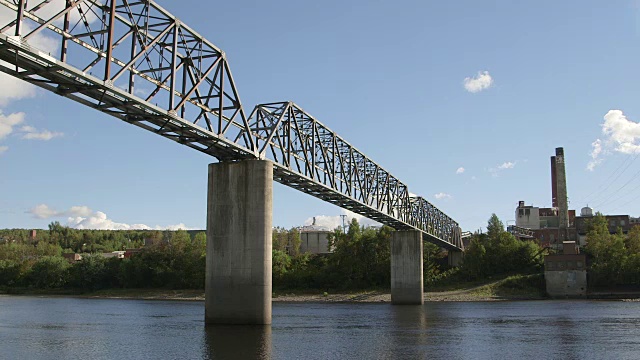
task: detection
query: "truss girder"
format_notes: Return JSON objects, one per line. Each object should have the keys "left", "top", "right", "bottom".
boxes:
{"left": 248, "top": 102, "right": 462, "bottom": 250}
{"left": 0, "top": 0, "right": 463, "bottom": 250}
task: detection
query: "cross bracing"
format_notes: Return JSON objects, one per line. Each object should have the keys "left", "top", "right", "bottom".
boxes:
{"left": 0, "top": 0, "right": 463, "bottom": 250}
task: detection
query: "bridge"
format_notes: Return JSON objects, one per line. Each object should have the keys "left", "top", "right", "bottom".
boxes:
{"left": 0, "top": 0, "right": 463, "bottom": 324}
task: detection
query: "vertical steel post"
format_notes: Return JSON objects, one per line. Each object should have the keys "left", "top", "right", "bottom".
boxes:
{"left": 180, "top": 60, "right": 187, "bottom": 117}
{"left": 311, "top": 121, "right": 316, "bottom": 180}
{"left": 104, "top": 0, "right": 117, "bottom": 81}
{"left": 169, "top": 21, "right": 178, "bottom": 110}
{"left": 15, "top": 0, "right": 26, "bottom": 37}
{"left": 128, "top": 32, "right": 137, "bottom": 93}
{"left": 218, "top": 61, "right": 224, "bottom": 134}
{"left": 60, "top": 0, "right": 71, "bottom": 62}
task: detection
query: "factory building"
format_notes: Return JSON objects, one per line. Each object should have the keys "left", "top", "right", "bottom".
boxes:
{"left": 513, "top": 147, "right": 639, "bottom": 249}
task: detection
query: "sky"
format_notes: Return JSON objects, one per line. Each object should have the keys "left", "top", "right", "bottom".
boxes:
{"left": 2, "top": 0, "right": 640, "bottom": 232}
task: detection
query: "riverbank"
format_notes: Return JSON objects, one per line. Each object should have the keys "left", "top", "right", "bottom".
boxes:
{"left": 4, "top": 274, "right": 639, "bottom": 302}
{"left": 0, "top": 275, "right": 548, "bottom": 302}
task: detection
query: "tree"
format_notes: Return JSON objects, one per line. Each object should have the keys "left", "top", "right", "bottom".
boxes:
{"left": 459, "top": 214, "right": 542, "bottom": 280}
{"left": 287, "top": 227, "right": 301, "bottom": 257}
{"left": 486, "top": 214, "right": 504, "bottom": 240}
{"left": 584, "top": 214, "right": 627, "bottom": 287}
{"left": 27, "top": 256, "right": 69, "bottom": 288}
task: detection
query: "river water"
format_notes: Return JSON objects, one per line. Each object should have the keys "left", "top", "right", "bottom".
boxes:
{"left": 1, "top": 296, "right": 639, "bottom": 359}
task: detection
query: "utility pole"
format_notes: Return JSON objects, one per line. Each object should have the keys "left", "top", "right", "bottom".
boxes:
{"left": 340, "top": 214, "right": 347, "bottom": 233}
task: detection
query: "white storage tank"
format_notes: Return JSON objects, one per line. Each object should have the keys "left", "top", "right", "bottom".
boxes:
{"left": 580, "top": 206, "right": 593, "bottom": 217}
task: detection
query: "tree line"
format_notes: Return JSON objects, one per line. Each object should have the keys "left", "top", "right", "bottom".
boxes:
{"left": 583, "top": 213, "right": 640, "bottom": 288}
{"left": 0, "top": 215, "right": 547, "bottom": 292}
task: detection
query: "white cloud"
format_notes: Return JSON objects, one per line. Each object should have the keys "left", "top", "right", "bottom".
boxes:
{"left": 587, "top": 139, "right": 603, "bottom": 171}
{"left": 67, "top": 212, "right": 152, "bottom": 230}
{"left": 303, "top": 209, "right": 379, "bottom": 231}
{"left": 28, "top": 204, "right": 63, "bottom": 219}
{"left": 489, "top": 161, "right": 517, "bottom": 177}
{"left": 586, "top": 110, "right": 640, "bottom": 170}
{"left": 67, "top": 212, "right": 194, "bottom": 231}
{"left": 456, "top": 167, "right": 465, "bottom": 174}
{"left": 0, "top": 111, "right": 26, "bottom": 139}
{"left": 434, "top": 192, "right": 452, "bottom": 200}
{"left": 464, "top": 71, "right": 493, "bottom": 93}
{"left": 27, "top": 203, "right": 194, "bottom": 230}
{"left": 602, "top": 110, "right": 640, "bottom": 154}
{"left": 0, "top": 145, "right": 7, "bottom": 154}
{"left": 21, "top": 128, "right": 63, "bottom": 140}
{"left": 68, "top": 205, "right": 92, "bottom": 217}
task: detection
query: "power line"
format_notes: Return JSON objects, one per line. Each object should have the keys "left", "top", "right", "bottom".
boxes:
{"left": 593, "top": 166, "right": 640, "bottom": 210}
{"left": 608, "top": 190, "right": 640, "bottom": 215}
{"left": 578, "top": 153, "right": 638, "bottom": 206}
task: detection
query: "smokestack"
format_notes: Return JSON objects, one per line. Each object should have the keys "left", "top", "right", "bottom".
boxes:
{"left": 551, "top": 156, "right": 558, "bottom": 207}
{"left": 554, "top": 147, "right": 569, "bottom": 240}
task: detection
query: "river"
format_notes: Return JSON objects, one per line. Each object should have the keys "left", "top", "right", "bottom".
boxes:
{"left": 1, "top": 296, "right": 639, "bottom": 359}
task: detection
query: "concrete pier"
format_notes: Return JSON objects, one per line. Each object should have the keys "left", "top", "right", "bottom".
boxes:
{"left": 391, "top": 230, "right": 424, "bottom": 305}
{"left": 205, "top": 160, "right": 273, "bottom": 325}
{"left": 448, "top": 250, "right": 464, "bottom": 267}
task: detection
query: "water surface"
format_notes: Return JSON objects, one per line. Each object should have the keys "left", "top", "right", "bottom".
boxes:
{"left": 1, "top": 296, "right": 638, "bottom": 359}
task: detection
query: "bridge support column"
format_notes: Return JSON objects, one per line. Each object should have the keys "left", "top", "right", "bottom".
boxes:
{"left": 448, "top": 250, "right": 464, "bottom": 267}
{"left": 391, "top": 230, "right": 424, "bottom": 305}
{"left": 206, "top": 160, "right": 273, "bottom": 325}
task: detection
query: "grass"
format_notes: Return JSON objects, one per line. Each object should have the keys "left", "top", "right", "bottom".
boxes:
{"left": 467, "top": 274, "right": 547, "bottom": 299}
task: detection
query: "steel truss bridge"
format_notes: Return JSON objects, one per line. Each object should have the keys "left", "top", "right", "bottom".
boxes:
{"left": 0, "top": 0, "right": 463, "bottom": 250}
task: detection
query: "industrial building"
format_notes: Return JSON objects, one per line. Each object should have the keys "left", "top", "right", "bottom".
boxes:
{"left": 514, "top": 147, "right": 574, "bottom": 250}
{"left": 299, "top": 230, "right": 332, "bottom": 254}
{"left": 513, "top": 147, "right": 639, "bottom": 249}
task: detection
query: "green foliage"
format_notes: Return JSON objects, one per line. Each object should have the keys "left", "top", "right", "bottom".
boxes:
{"left": 458, "top": 214, "right": 543, "bottom": 280}
{"left": 272, "top": 222, "right": 394, "bottom": 290}
{"left": 26, "top": 256, "right": 70, "bottom": 288}
{"left": 272, "top": 249, "right": 291, "bottom": 281}
{"left": 0, "top": 260, "right": 24, "bottom": 287}
{"left": 584, "top": 213, "right": 640, "bottom": 287}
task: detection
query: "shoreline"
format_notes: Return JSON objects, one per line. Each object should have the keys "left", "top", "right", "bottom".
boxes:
{"left": 4, "top": 288, "right": 638, "bottom": 302}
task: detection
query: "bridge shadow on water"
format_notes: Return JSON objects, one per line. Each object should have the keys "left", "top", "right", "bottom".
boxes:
{"left": 203, "top": 325, "right": 272, "bottom": 360}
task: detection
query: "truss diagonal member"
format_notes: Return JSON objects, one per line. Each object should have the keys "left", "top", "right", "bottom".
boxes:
{"left": 23, "top": 0, "right": 80, "bottom": 41}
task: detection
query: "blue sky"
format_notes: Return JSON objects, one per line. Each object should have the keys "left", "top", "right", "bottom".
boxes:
{"left": 1, "top": 0, "right": 640, "bottom": 232}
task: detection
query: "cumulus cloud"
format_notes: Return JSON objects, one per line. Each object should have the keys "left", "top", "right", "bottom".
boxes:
{"left": 464, "top": 71, "right": 493, "bottom": 93}
{"left": 602, "top": 110, "right": 640, "bottom": 154}
{"left": 68, "top": 205, "right": 92, "bottom": 217}
{"left": 455, "top": 167, "right": 465, "bottom": 174}
{"left": 28, "top": 204, "right": 62, "bottom": 219}
{"left": 587, "top": 110, "right": 640, "bottom": 170}
{"left": 0, "top": 111, "right": 26, "bottom": 139}
{"left": 27, "top": 204, "right": 195, "bottom": 230}
{"left": 489, "top": 161, "right": 517, "bottom": 177}
{"left": 434, "top": 192, "right": 452, "bottom": 200}
{"left": 303, "top": 209, "right": 379, "bottom": 231}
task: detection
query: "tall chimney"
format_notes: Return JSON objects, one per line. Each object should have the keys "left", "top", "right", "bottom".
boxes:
{"left": 554, "top": 147, "right": 569, "bottom": 240}
{"left": 551, "top": 155, "right": 557, "bottom": 207}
